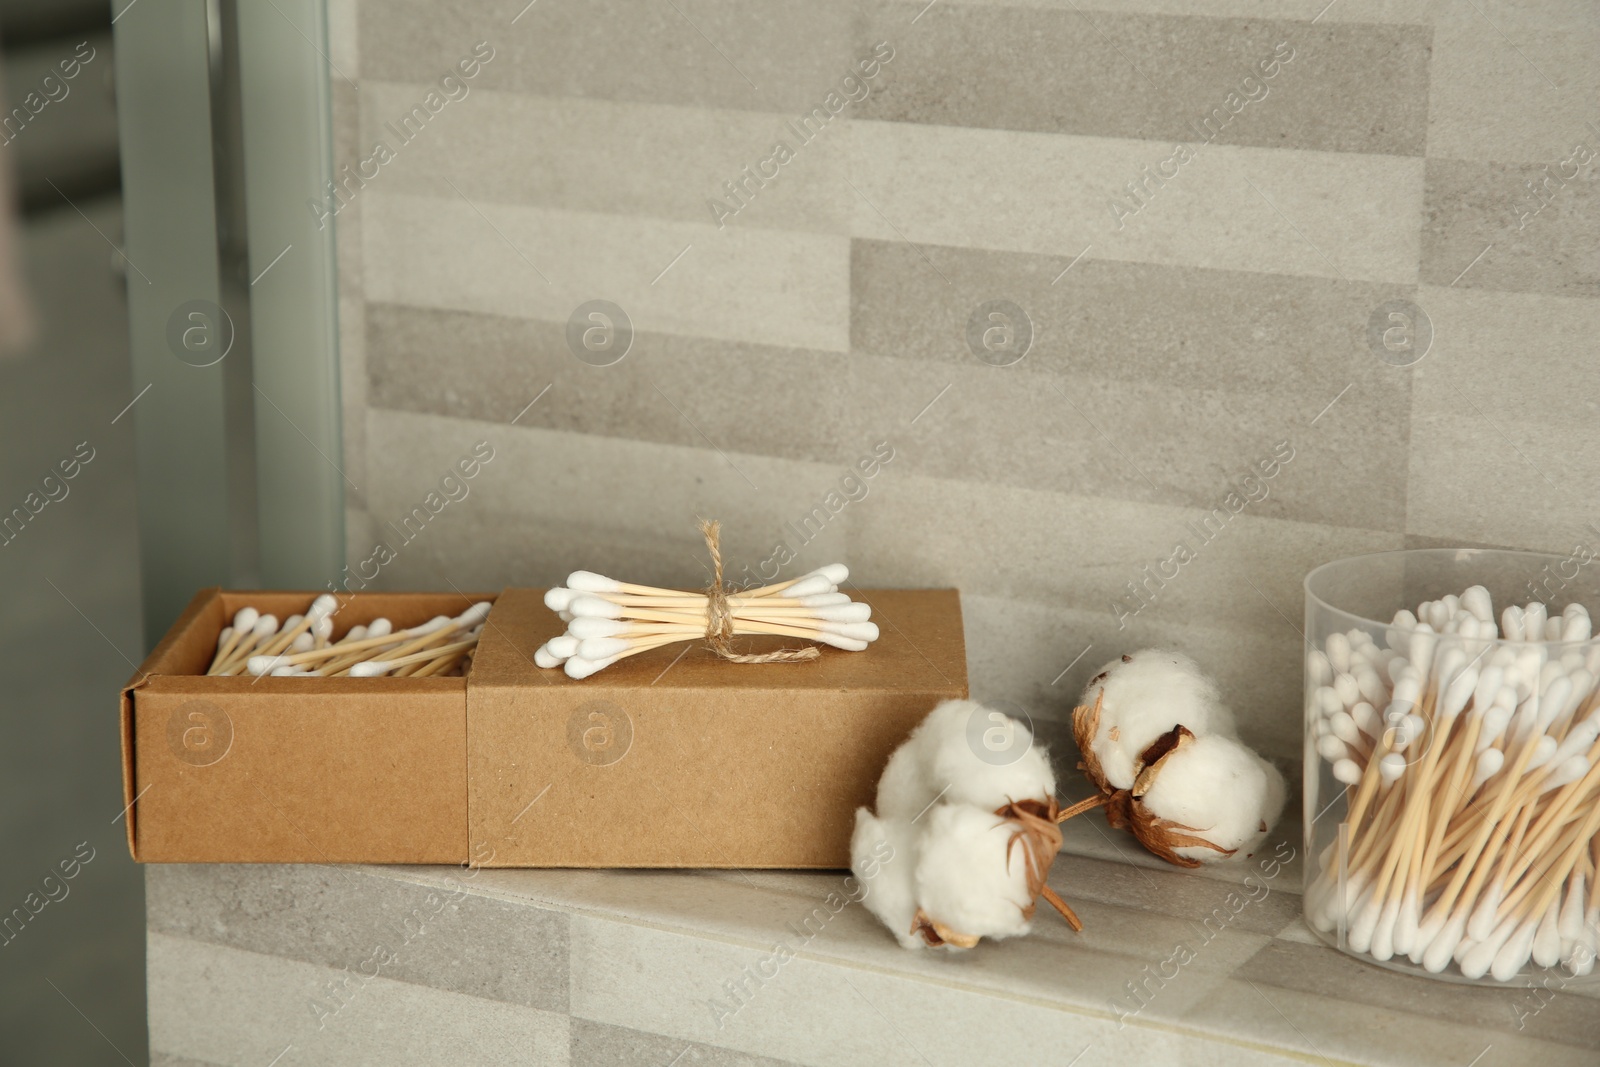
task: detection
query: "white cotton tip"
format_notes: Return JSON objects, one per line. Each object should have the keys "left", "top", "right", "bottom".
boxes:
{"left": 1524, "top": 734, "right": 1559, "bottom": 774}
{"left": 533, "top": 644, "right": 564, "bottom": 669}
{"left": 1354, "top": 667, "right": 1387, "bottom": 708}
{"left": 546, "top": 634, "right": 578, "bottom": 658}
{"left": 1460, "top": 914, "right": 1517, "bottom": 980}
{"left": 1468, "top": 885, "right": 1504, "bottom": 942}
{"left": 567, "top": 617, "right": 629, "bottom": 639}
{"left": 367, "top": 618, "right": 392, "bottom": 638}
{"left": 313, "top": 615, "right": 334, "bottom": 641}
{"left": 782, "top": 574, "right": 835, "bottom": 599}
{"left": 1137, "top": 734, "right": 1286, "bottom": 863}
{"left": 1390, "top": 673, "right": 1422, "bottom": 711}
{"left": 1306, "top": 649, "right": 1332, "bottom": 688}
{"left": 1540, "top": 756, "right": 1589, "bottom": 794}
{"left": 558, "top": 610, "right": 574, "bottom": 622}
{"left": 1471, "top": 748, "right": 1504, "bottom": 791}
{"left": 1565, "top": 935, "right": 1597, "bottom": 977}
{"left": 270, "top": 665, "right": 301, "bottom": 676}
{"left": 290, "top": 632, "right": 314, "bottom": 653}
{"left": 349, "top": 661, "right": 392, "bottom": 677}
{"left": 1478, "top": 704, "right": 1513, "bottom": 751}
{"left": 232, "top": 606, "right": 259, "bottom": 632}
{"left": 567, "top": 596, "right": 624, "bottom": 619}
{"left": 1316, "top": 734, "right": 1350, "bottom": 763}
{"left": 822, "top": 621, "right": 879, "bottom": 643}
{"left": 1081, "top": 649, "right": 1235, "bottom": 791}
{"left": 1408, "top": 627, "right": 1438, "bottom": 675}
{"left": 1379, "top": 753, "right": 1407, "bottom": 785}
{"left": 344, "top": 624, "right": 369, "bottom": 643}
{"left": 795, "top": 592, "right": 850, "bottom": 608}
{"left": 919, "top": 700, "right": 1056, "bottom": 813}
{"left": 563, "top": 655, "right": 612, "bottom": 680}
{"left": 1537, "top": 675, "right": 1575, "bottom": 733}
{"left": 1326, "top": 632, "right": 1352, "bottom": 674}
{"left": 1523, "top": 601, "right": 1549, "bottom": 638}
{"left": 1502, "top": 605, "right": 1525, "bottom": 642}
{"left": 279, "top": 614, "right": 305, "bottom": 635}
{"left": 1462, "top": 585, "right": 1493, "bottom": 623}
{"left": 405, "top": 615, "right": 451, "bottom": 637}
{"left": 851, "top": 809, "right": 923, "bottom": 949}
{"left": 1351, "top": 701, "right": 1382, "bottom": 739}
{"left": 566, "top": 570, "right": 621, "bottom": 593}
{"left": 1313, "top": 686, "right": 1344, "bottom": 720}
{"left": 544, "top": 587, "right": 575, "bottom": 612}
{"left": 251, "top": 614, "right": 279, "bottom": 639}
{"left": 1393, "top": 893, "right": 1424, "bottom": 956}
{"left": 812, "top": 563, "right": 851, "bottom": 584}
{"left": 801, "top": 602, "right": 872, "bottom": 624}
{"left": 308, "top": 593, "right": 339, "bottom": 619}
{"left": 1386, "top": 610, "right": 1417, "bottom": 651}
{"left": 246, "top": 654, "right": 288, "bottom": 676}
{"left": 1559, "top": 871, "right": 1587, "bottom": 942}
{"left": 1329, "top": 711, "right": 1364, "bottom": 747}
{"left": 1423, "top": 913, "right": 1467, "bottom": 973}
{"left": 1492, "top": 918, "right": 1539, "bottom": 982}
{"left": 1563, "top": 613, "right": 1592, "bottom": 643}
{"left": 1333, "top": 673, "right": 1361, "bottom": 710}
{"left": 215, "top": 626, "right": 234, "bottom": 647}
{"left": 1410, "top": 909, "right": 1445, "bottom": 964}
{"left": 1371, "top": 895, "right": 1402, "bottom": 961}
{"left": 1553, "top": 717, "right": 1600, "bottom": 765}
{"left": 913, "top": 805, "right": 1034, "bottom": 946}
{"left": 577, "top": 636, "right": 632, "bottom": 660}
{"left": 813, "top": 633, "right": 869, "bottom": 652}
{"left": 1533, "top": 896, "right": 1563, "bottom": 969}
{"left": 1333, "top": 758, "right": 1363, "bottom": 785}
{"left": 1439, "top": 662, "right": 1480, "bottom": 720}
{"left": 457, "top": 601, "right": 493, "bottom": 627}
{"left": 1347, "top": 891, "right": 1382, "bottom": 953}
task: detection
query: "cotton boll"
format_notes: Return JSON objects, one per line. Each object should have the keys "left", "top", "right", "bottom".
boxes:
{"left": 873, "top": 732, "right": 937, "bottom": 823}
{"left": 923, "top": 703, "right": 1055, "bottom": 812}
{"left": 912, "top": 805, "right": 1035, "bottom": 947}
{"left": 1136, "top": 735, "right": 1287, "bottom": 863}
{"left": 1082, "top": 649, "right": 1236, "bottom": 790}
{"left": 851, "top": 809, "right": 924, "bottom": 949}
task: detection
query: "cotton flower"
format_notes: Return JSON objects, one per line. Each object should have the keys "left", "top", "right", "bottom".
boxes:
{"left": 1072, "top": 649, "right": 1284, "bottom": 867}
{"left": 852, "top": 700, "right": 1085, "bottom": 950}
{"left": 1079, "top": 649, "right": 1236, "bottom": 790}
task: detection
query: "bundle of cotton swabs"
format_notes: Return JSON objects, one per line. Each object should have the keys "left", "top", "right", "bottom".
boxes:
{"left": 205, "top": 594, "right": 490, "bottom": 678}
{"left": 534, "top": 565, "right": 878, "bottom": 679}
{"left": 1306, "top": 585, "right": 1600, "bottom": 981}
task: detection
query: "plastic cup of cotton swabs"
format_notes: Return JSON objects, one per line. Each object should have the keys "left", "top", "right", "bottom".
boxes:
{"left": 534, "top": 564, "right": 879, "bottom": 679}
{"left": 1303, "top": 549, "right": 1600, "bottom": 985}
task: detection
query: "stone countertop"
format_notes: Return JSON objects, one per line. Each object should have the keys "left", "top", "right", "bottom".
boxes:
{"left": 145, "top": 819, "right": 1600, "bottom": 1067}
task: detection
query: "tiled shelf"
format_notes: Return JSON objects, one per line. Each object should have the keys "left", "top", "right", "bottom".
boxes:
{"left": 145, "top": 820, "right": 1600, "bottom": 1066}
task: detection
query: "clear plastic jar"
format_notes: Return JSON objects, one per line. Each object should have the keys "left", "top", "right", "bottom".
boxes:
{"left": 1304, "top": 548, "right": 1600, "bottom": 985}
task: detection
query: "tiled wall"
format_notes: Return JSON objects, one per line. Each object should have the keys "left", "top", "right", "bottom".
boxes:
{"left": 326, "top": 1, "right": 1600, "bottom": 762}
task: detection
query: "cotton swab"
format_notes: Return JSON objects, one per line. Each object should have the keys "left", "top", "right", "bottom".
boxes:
{"left": 534, "top": 556, "right": 879, "bottom": 679}
{"left": 207, "top": 599, "right": 487, "bottom": 679}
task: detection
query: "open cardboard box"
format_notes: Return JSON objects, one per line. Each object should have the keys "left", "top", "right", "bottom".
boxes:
{"left": 122, "top": 587, "right": 967, "bottom": 867}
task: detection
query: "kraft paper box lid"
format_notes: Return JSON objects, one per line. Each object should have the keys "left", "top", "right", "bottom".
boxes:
{"left": 465, "top": 587, "right": 966, "bottom": 868}
{"left": 120, "top": 588, "right": 493, "bottom": 865}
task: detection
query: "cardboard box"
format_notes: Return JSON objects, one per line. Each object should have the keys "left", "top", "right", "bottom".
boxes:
{"left": 467, "top": 588, "right": 967, "bottom": 868}
{"left": 122, "top": 587, "right": 966, "bottom": 867}
{"left": 120, "top": 588, "right": 488, "bottom": 864}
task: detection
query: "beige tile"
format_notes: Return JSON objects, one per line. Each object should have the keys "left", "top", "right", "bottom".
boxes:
{"left": 146, "top": 932, "right": 570, "bottom": 1066}
{"left": 361, "top": 192, "right": 850, "bottom": 351}
{"left": 1405, "top": 286, "right": 1600, "bottom": 549}
{"left": 857, "top": 2, "right": 1431, "bottom": 156}
{"left": 327, "top": 0, "right": 360, "bottom": 81}
{"left": 357, "top": 0, "right": 857, "bottom": 115}
{"left": 354, "top": 84, "right": 852, "bottom": 235}
{"left": 1420, "top": 158, "right": 1600, "bottom": 297}
{"left": 1426, "top": 3, "right": 1600, "bottom": 162}
{"left": 359, "top": 409, "right": 854, "bottom": 592}
{"left": 843, "top": 121, "right": 1426, "bottom": 282}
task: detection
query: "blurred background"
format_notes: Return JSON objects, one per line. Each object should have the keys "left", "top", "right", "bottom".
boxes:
{"left": 0, "top": 0, "right": 146, "bottom": 1062}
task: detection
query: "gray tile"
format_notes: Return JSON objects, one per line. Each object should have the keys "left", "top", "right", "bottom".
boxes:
{"left": 851, "top": 239, "right": 1413, "bottom": 530}
{"left": 145, "top": 864, "right": 569, "bottom": 1012}
{"left": 147, "top": 932, "right": 570, "bottom": 1067}
{"left": 357, "top": 0, "right": 858, "bottom": 115}
{"left": 1420, "top": 158, "right": 1600, "bottom": 298}
{"left": 572, "top": 1017, "right": 804, "bottom": 1067}
{"left": 856, "top": 3, "right": 1431, "bottom": 156}
{"left": 1237, "top": 938, "right": 1600, "bottom": 1051}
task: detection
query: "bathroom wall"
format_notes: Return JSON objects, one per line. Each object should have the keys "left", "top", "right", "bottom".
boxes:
{"left": 326, "top": 0, "right": 1600, "bottom": 761}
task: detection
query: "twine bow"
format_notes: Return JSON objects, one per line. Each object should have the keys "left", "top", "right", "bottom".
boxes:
{"left": 699, "top": 518, "right": 821, "bottom": 665}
